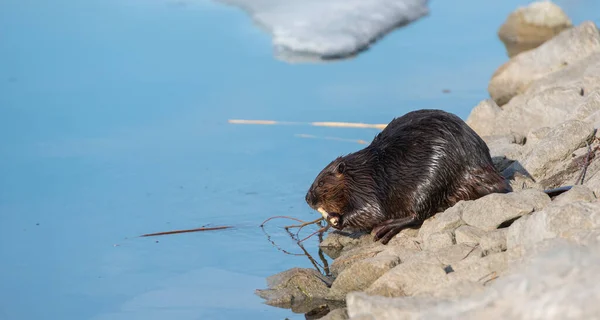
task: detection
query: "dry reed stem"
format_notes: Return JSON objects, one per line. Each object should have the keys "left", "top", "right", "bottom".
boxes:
{"left": 228, "top": 119, "right": 386, "bottom": 130}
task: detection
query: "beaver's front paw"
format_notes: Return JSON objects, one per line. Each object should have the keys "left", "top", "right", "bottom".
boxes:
{"left": 372, "top": 215, "right": 419, "bottom": 244}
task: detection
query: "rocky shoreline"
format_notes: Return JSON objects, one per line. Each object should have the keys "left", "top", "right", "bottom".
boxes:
{"left": 258, "top": 3, "right": 600, "bottom": 319}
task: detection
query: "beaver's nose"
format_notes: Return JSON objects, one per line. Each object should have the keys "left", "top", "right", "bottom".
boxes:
{"left": 305, "top": 190, "right": 317, "bottom": 206}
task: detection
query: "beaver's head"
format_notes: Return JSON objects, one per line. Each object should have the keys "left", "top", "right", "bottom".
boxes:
{"left": 305, "top": 157, "right": 350, "bottom": 229}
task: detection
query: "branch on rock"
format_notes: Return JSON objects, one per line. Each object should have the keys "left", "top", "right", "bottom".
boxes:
{"left": 575, "top": 140, "right": 599, "bottom": 185}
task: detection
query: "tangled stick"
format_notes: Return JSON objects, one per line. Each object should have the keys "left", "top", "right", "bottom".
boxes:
{"left": 260, "top": 215, "right": 306, "bottom": 227}
{"left": 260, "top": 225, "right": 305, "bottom": 256}
{"left": 260, "top": 215, "right": 333, "bottom": 276}
{"left": 260, "top": 214, "right": 331, "bottom": 251}
{"left": 261, "top": 214, "right": 327, "bottom": 243}
{"left": 318, "top": 231, "right": 331, "bottom": 277}
{"left": 299, "top": 225, "right": 331, "bottom": 243}
{"left": 285, "top": 228, "right": 330, "bottom": 274}
{"left": 284, "top": 217, "right": 324, "bottom": 231}
{"left": 284, "top": 217, "right": 325, "bottom": 238}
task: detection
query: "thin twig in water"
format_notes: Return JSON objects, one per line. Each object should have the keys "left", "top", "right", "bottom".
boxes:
{"left": 317, "top": 248, "right": 331, "bottom": 277}
{"left": 288, "top": 229, "right": 326, "bottom": 273}
{"left": 260, "top": 214, "right": 332, "bottom": 276}
{"left": 299, "top": 225, "right": 331, "bottom": 243}
{"left": 139, "top": 226, "right": 233, "bottom": 237}
{"left": 260, "top": 215, "right": 306, "bottom": 227}
{"left": 282, "top": 216, "right": 324, "bottom": 236}
{"left": 284, "top": 217, "right": 323, "bottom": 230}
{"left": 295, "top": 219, "right": 325, "bottom": 238}
{"left": 316, "top": 225, "right": 332, "bottom": 277}
{"left": 260, "top": 225, "right": 304, "bottom": 256}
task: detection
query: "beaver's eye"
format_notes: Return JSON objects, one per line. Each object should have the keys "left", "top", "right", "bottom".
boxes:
{"left": 318, "top": 181, "right": 324, "bottom": 187}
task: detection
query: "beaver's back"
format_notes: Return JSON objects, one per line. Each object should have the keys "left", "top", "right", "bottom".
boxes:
{"left": 367, "top": 109, "right": 506, "bottom": 222}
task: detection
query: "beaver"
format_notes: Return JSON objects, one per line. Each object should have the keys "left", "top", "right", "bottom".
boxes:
{"left": 305, "top": 109, "right": 513, "bottom": 244}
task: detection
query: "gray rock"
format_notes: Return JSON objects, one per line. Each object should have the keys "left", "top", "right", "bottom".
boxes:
{"left": 365, "top": 244, "right": 481, "bottom": 296}
{"left": 461, "top": 189, "right": 551, "bottom": 231}
{"left": 465, "top": 99, "right": 503, "bottom": 137}
{"left": 569, "top": 229, "right": 600, "bottom": 246}
{"left": 482, "top": 133, "right": 526, "bottom": 145}
{"left": 398, "top": 249, "right": 439, "bottom": 266}
{"left": 497, "top": 1, "right": 572, "bottom": 58}
{"left": 330, "top": 244, "right": 385, "bottom": 277}
{"left": 507, "top": 237, "right": 576, "bottom": 266}
{"left": 496, "top": 87, "right": 587, "bottom": 136}
{"left": 328, "top": 253, "right": 401, "bottom": 300}
{"left": 418, "top": 201, "right": 466, "bottom": 241}
{"left": 448, "top": 251, "right": 509, "bottom": 284}
{"left": 520, "top": 120, "right": 594, "bottom": 180}
{"left": 572, "top": 90, "right": 600, "bottom": 122}
{"left": 424, "top": 280, "right": 485, "bottom": 300}
{"left": 487, "top": 140, "right": 524, "bottom": 162}
{"left": 320, "top": 308, "right": 349, "bottom": 320}
{"left": 347, "top": 240, "right": 600, "bottom": 320}
{"left": 585, "top": 110, "right": 600, "bottom": 126}
{"left": 480, "top": 229, "right": 508, "bottom": 256}
{"left": 538, "top": 141, "right": 600, "bottom": 189}
{"left": 507, "top": 200, "right": 600, "bottom": 250}
{"left": 526, "top": 126, "right": 552, "bottom": 146}
{"left": 467, "top": 87, "right": 589, "bottom": 138}
{"left": 386, "top": 228, "right": 421, "bottom": 249}
{"left": 347, "top": 292, "right": 441, "bottom": 320}
{"left": 433, "top": 243, "right": 481, "bottom": 266}
{"left": 423, "top": 231, "right": 454, "bottom": 251}
{"left": 389, "top": 244, "right": 472, "bottom": 269}
{"left": 506, "top": 214, "right": 531, "bottom": 250}
{"left": 484, "top": 134, "right": 527, "bottom": 166}
{"left": 551, "top": 185, "right": 596, "bottom": 206}
{"left": 320, "top": 230, "right": 373, "bottom": 259}
{"left": 525, "top": 52, "right": 600, "bottom": 98}
{"left": 467, "top": 44, "right": 600, "bottom": 139}
{"left": 365, "top": 260, "right": 449, "bottom": 297}
{"left": 582, "top": 92, "right": 600, "bottom": 125}
{"left": 454, "top": 225, "right": 487, "bottom": 246}
{"left": 378, "top": 244, "right": 420, "bottom": 263}
{"left": 489, "top": 21, "right": 600, "bottom": 106}
{"left": 255, "top": 268, "right": 331, "bottom": 307}
{"left": 586, "top": 172, "right": 600, "bottom": 197}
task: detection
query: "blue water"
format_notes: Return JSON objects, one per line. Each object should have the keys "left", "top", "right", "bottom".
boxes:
{"left": 1, "top": 0, "right": 598, "bottom": 319}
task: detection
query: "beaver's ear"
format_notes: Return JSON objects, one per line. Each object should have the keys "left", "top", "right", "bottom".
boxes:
{"left": 336, "top": 162, "right": 346, "bottom": 176}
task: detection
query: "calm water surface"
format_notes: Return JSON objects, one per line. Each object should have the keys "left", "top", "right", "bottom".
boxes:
{"left": 1, "top": 0, "right": 598, "bottom": 319}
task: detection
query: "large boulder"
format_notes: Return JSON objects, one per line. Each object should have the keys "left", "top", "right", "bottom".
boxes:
{"left": 518, "top": 120, "right": 595, "bottom": 181}
{"left": 255, "top": 268, "right": 332, "bottom": 308}
{"left": 460, "top": 189, "right": 550, "bottom": 231}
{"left": 498, "top": 1, "right": 572, "bottom": 57}
{"left": 489, "top": 21, "right": 600, "bottom": 106}
{"left": 346, "top": 239, "right": 600, "bottom": 319}
{"left": 507, "top": 200, "right": 600, "bottom": 251}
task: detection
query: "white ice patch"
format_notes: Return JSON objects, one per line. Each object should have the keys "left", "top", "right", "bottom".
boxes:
{"left": 214, "top": 0, "right": 430, "bottom": 63}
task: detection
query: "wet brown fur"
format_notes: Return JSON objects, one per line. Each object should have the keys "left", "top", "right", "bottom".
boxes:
{"left": 305, "top": 109, "right": 512, "bottom": 244}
